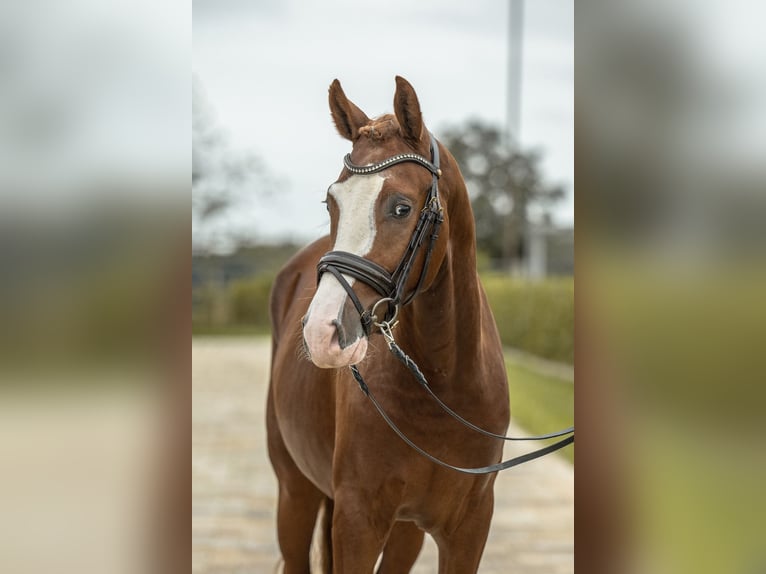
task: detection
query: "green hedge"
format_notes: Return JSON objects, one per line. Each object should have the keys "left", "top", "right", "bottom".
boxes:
{"left": 482, "top": 275, "right": 574, "bottom": 364}
{"left": 194, "top": 274, "right": 574, "bottom": 366}
{"left": 192, "top": 275, "right": 274, "bottom": 333}
{"left": 228, "top": 275, "right": 274, "bottom": 328}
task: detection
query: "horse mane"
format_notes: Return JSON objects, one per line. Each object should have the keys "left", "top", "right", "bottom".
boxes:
{"left": 358, "top": 114, "right": 400, "bottom": 142}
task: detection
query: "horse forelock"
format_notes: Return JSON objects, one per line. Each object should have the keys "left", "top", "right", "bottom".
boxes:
{"left": 348, "top": 115, "right": 432, "bottom": 172}
{"left": 357, "top": 115, "right": 399, "bottom": 142}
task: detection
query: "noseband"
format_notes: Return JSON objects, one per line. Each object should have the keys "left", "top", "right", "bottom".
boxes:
{"left": 317, "top": 133, "right": 444, "bottom": 335}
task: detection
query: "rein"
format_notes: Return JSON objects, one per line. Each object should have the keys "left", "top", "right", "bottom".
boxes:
{"left": 350, "top": 323, "right": 574, "bottom": 475}
{"left": 316, "top": 134, "right": 574, "bottom": 474}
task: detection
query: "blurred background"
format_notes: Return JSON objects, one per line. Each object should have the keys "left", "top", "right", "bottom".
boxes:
{"left": 192, "top": 0, "right": 574, "bottom": 335}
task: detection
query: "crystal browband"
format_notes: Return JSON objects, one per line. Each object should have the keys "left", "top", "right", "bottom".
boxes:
{"left": 343, "top": 152, "right": 441, "bottom": 178}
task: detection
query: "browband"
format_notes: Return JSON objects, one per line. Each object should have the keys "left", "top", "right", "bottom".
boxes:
{"left": 343, "top": 151, "right": 441, "bottom": 179}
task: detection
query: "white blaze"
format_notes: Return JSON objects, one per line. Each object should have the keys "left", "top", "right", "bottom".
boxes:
{"left": 329, "top": 174, "right": 385, "bottom": 256}
{"left": 312, "top": 174, "right": 384, "bottom": 300}
{"left": 303, "top": 174, "right": 385, "bottom": 366}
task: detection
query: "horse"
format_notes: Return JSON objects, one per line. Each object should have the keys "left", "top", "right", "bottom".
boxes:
{"left": 267, "top": 76, "right": 510, "bottom": 573}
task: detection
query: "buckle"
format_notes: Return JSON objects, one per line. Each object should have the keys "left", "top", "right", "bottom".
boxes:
{"left": 370, "top": 297, "right": 400, "bottom": 337}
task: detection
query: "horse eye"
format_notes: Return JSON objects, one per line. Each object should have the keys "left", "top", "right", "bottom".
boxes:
{"left": 393, "top": 204, "right": 411, "bottom": 218}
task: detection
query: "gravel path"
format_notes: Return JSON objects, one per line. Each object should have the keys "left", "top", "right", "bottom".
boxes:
{"left": 193, "top": 337, "right": 573, "bottom": 573}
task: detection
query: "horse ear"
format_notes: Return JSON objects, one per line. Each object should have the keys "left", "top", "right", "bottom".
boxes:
{"left": 328, "top": 79, "right": 370, "bottom": 141}
{"left": 393, "top": 76, "right": 425, "bottom": 146}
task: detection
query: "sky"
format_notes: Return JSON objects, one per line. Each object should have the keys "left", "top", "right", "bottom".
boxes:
{"left": 193, "top": 0, "right": 573, "bottom": 244}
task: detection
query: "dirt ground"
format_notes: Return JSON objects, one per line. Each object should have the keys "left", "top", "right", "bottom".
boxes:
{"left": 192, "top": 337, "right": 573, "bottom": 573}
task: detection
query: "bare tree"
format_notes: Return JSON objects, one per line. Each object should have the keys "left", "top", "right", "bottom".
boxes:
{"left": 193, "top": 78, "right": 273, "bottom": 254}
{"left": 439, "top": 120, "right": 564, "bottom": 268}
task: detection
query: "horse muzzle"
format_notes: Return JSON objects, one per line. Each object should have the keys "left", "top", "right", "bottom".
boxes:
{"left": 302, "top": 276, "right": 368, "bottom": 368}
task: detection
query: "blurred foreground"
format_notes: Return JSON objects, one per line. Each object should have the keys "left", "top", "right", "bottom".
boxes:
{"left": 0, "top": 386, "right": 163, "bottom": 573}
{"left": 578, "top": 1, "right": 766, "bottom": 572}
{"left": 0, "top": 1, "right": 188, "bottom": 572}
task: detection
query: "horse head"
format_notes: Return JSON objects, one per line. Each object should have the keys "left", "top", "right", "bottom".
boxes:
{"left": 302, "top": 76, "right": 450, "bottom": 368}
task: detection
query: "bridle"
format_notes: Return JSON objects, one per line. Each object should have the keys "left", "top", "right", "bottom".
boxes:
{"left": 315, "top": 133, "right": 574, "bottom": 474}
{"left": 317, "top": 133, "right": 444, "bottom": 336}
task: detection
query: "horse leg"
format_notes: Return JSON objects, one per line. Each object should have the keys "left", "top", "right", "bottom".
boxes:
{"left": 267, "top": 387, "right": 325, "bottom": 574}
{"left": 434, "top": 494, "right": 494, "bottom": 574}
{"left": 275, "top": 480, "right": 323, "bottom": 574}
{"left": 376, "top": 521, "right": 425, "bottom": 574}
{"left": 331, "top": 489, "right": 393, "bottom": 573}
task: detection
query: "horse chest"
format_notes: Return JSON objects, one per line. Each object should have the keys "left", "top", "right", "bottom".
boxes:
{"left": 272, "top": 362, "right": 337, "bottom": 493}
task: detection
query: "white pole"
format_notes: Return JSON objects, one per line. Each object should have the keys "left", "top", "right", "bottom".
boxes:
{"left": 507, "top": 0, "right": 524, "bottom": 145}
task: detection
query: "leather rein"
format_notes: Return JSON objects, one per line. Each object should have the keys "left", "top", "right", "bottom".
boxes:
{"left": 316, "top": 133, "right": 574, "bottom": 474}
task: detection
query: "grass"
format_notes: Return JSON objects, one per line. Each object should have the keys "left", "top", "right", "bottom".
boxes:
{"left": 505, "top": 354, "right": 574, "bottom": 463}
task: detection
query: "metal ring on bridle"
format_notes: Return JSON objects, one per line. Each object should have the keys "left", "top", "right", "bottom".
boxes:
{"left": 370, "top": 297, "right": 399, "bottom": 327}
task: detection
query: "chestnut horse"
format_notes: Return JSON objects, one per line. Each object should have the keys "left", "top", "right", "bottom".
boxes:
{"left": 267, "top": 76, "right": 510, "bottom": 573}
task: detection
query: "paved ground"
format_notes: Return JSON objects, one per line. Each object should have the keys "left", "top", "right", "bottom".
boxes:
{"left": 193, "top": 337, "right": 573, "bottom": 573}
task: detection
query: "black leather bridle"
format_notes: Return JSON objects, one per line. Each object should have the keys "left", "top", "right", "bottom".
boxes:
{"left": 315, "top": 133, "right": 574, "bottom": 474}
{"left": 316, "top": 133, "right": 444, "bottom": 335}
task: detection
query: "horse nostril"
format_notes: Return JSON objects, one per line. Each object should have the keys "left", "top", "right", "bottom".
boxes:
{"left": 331, "top": 319, "right": 350, "bottom": 349}
{"left": 301, "top": 314, "right": 308, "bottom": 328}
